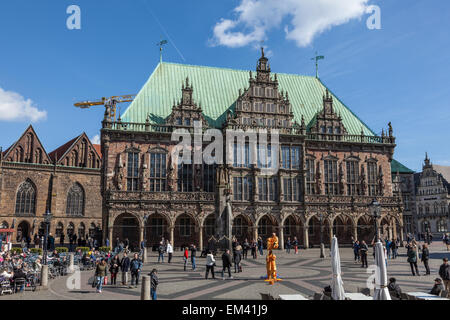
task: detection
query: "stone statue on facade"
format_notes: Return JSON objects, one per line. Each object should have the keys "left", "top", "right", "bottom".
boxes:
{"left": 360, "top": 164, "right": 367, "bottom": 195}
{"left": 315, "top": 162, "right": 322, "bottom": 195}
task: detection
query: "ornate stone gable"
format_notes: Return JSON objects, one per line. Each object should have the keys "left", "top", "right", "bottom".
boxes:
{"left": 165, "top": 77, "right": 208, "bottom": 128}
{"left": 225, "top": 48, "right": 294, "bottom": 130}
{"left": 3, "top": 125, "right": 52, "bottom": 165}
{"left": 309, "top": 89, "right": 348, "bottom": 138}
{"left": 53, "top": 132, "right": 101, "bottom": 169}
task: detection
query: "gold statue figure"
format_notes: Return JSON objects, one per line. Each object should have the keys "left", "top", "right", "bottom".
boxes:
{"left": 265, "top": 233, "right": 281, "bottom": 285}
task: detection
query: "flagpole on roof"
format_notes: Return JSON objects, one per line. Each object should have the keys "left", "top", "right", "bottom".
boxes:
{"left": 311, "top": 51, "right": 325, "bottom": 78}
{"left": 157, "top": 38, "right": 168, "bottom": 63}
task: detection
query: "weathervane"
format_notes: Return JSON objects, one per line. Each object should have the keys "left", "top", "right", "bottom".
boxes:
{"left": 157, "top": 38, "right": 168, "bottom": 63}
{"left": 311, "top": 51, "right": 325, "bottom": 78}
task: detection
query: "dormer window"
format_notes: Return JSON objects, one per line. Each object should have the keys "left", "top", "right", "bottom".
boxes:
{"left": 184, "top": 118, "right": 191, "bottom": 126}
{"left": 176, "top": 117, "right": 182, "bottom": 125}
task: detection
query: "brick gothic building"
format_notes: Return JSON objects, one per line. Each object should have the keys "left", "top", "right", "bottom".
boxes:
{"left": 101, "top": 50, "right": 404, "bottom": 251}
{"left": 0, "top": 125, "right": 102, "bottom": 243}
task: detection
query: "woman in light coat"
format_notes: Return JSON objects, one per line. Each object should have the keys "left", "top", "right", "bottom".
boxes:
{"left": 205, "top": 251, "right": 216, "bottom": 279}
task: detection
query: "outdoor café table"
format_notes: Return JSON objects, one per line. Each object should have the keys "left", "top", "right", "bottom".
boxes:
{"left": 279, "top": 294, "right": 309, "bottom": 300}
{"left": 407, "top": 292, "right": 450, "bottom": 301}
{"left": 345, "top": 293, "right": 373, "bottom": 300}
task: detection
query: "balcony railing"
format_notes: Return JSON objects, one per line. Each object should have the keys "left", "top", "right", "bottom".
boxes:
{"left": 108, "top": 191, "right": 215, "bottom": 202}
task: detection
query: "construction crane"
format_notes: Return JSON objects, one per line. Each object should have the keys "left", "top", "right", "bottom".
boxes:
{"left": 74, "top": 94, "right": 136, "bottom": 122}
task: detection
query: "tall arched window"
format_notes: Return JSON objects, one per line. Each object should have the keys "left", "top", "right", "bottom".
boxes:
{"left": 15, "top": 180, "right": 36, "bottom": 216}
{"left": 66, "top": 184, "right": 85, "bottom": 216}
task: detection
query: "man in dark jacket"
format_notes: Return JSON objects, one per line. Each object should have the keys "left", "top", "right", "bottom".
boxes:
{"left": 149, "top": 269, "right": 158, "bottom": 300}
{"left": 387, "top": 277, "right": 402, "bottom": 299}
{"left": 407, "top": 246, "right": 420, "bottom": 276}
{"left": 60, "top": 233, "right": 65, "bottom": 246}
{"left": 430, "top": 278, "right": 445, "bottom": 296}
{"left": 360, "top": 241, "right": 368, "bottom": 268}
{"left": 421, "top": 244, "right": 430, "bottom": 275}
{"left": 120, "top": 252, "right": 130, "bottom": 286}
{"left": 47, "top": 233, "right": 55, "bottom": 251}
{"left": 190, "top": 245, "right": 197, "bottom": 270}
{"left": 221, "top": 249, "right": 233, "bottom": 279}
{"left": 130, "top": 253, "right": 143, "bottom": 288}
{"left": 438, "top": 258, "right": 450, "bottom": 293}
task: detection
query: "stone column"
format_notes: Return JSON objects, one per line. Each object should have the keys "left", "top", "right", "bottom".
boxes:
{"left": 329, "top": 221, "right": 334, "bottom": 247}
{"left": 253, "top": 226, "right": 258, "bottom": 242}
{"left": 198, "top": 225, "right": 203, "bottom": 252}
{"left": 303, "top": 226, "right": 309, "bottom": 249}
{"left": 169, "top": 226, "right": 174, "bottom": 249}
{"left": 353, "top": 221, "right": 358, "bottom": 241}
{"left": 40, "top": 265, "right": 49, "bottom": 289}
{"left": 141, "top": 275, "right": 151, "bottom": 300}
{"left": 139, "top": 227, "right": 144, "bottom": 245}
{"left": 68, "top": 253, "right": 75, "bottom": 274}
{"left": 279, "top": 226, "right": 284, "bottom": 250}
{"left": 108, "top": 227, "right": 113, "bottom": 251}
{"left": 399, "top": 227, "right": 404, "bottom": 247}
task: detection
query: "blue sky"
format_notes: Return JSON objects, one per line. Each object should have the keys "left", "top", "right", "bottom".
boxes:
{"left": 0, "top": 0, "right": 449, "bottom": 171}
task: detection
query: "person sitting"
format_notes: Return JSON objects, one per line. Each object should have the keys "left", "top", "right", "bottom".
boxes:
{"left": 430, "top": 278, "right": 445, "bottom": 296}
{"left": 12, "top": 266, "right": 27, "bottom": 292}
{"left": 387, "top": 277, "right": 402, "bottom": 299}
{"left": 323, "top": 285, "right": 332, "bottom": 298}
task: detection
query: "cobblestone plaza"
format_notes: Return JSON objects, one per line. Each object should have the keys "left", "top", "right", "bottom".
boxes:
{"left": 2, "top": 242, "right": 448, "bottom": 300}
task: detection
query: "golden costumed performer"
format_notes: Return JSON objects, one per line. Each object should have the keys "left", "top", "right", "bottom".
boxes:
{"left": 264, "top": 233, "right": 282, "bottom": 285}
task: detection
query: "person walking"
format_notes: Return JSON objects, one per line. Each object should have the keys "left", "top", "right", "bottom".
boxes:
{"left": 120, "top": 251, "right": 130, "bottom": 286}
{"left": 257, "top": 236, "right": 263, "bottom": 256}
{"left": 109, "top": 255, "right": 120, "bottom": 285}
{"left": 353, "top": 240, "right": 360, "bottom": 263}
{"left": 205, "top": 251, "right": 216, "bottom": 279}
{"left": 385, "top": 239, "right": 392, "bottom": 259}
{"left": 221, "top": 249, "right": 233, "bottom": 280}
{"left": 190, "top": 245, "right": 197, "bottom": 271}
{"left": 149, "top": 269, "right": 158, "bottom": 300}
{"left": 421, "top": 243, "right": 431, "bottom": 275}
{"left": 407, "top": 245, "right": 420, "bottom": 276}
{"left": 183, "top": 247, "right": 189, "bottom": 271}
{"left": 94, "top": 259, "right": 108, "bottom": 293}
{"left": 114, "top": 237, "right": 120, "bottom": 253}
{"left": 285, "top": 237, "right": 291, "bottom": 254}
{"left": 292, "top": 237, "right": 299, "bottom": 255}
{"left": 166, "top": 241, "right": 173, "bottom": 264}
{"left": 234, "top": 244, "right": 242, "bottom": 273}
{"left": 251, "top": 240, "right": 257, "bottom": 259}
{"left": 242, "top": 239, "right": 249, "bottom": 260}
{"left": 158, "top": 242, "right": 165, "bottom": 263}
{"left": 438, "top": 258, "right": 450, "bottom": 294}
{"left": 124, "top": 238, "right": 130, "bottom": 252}
{"left": 391, "top": 239, "right": 398, "bottom": 259}
{"left": 130, "top": 253, "right": 143, "bottom": 288}
{"left": 360, "top": 241, "right": 368, "bottom": 268}
{"left": 445, "top": 234, "right": 450, "bottom": 252}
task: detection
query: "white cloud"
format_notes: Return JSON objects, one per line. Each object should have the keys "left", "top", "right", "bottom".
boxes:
{"left": 211, "top": 0, "right": 371, "bottom": 48}
{"left": 0, "top": 87, "right": 47, "bottom": 122}
{"left": 91, "top": 134, "right": 100, "bottom": 145}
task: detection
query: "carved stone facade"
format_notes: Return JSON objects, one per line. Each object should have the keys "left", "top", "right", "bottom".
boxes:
{"left": 413, "top": 154, "right": 450, "bottom": 237}
{"left": 101, "top": 50, "right": 404, "bottom": 251}
{"left": 0, "top": 126, "right": 102, "bottom": 244}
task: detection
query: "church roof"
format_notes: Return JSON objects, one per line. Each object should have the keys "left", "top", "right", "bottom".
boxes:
{"left": 122, "top": 62, "right": 375, "bottom": 136}
{"left": 391, "top": 159, "right": 414, "bottom": 174}
{"left": 433, "top": 164, "right": 450, "bottom": 186}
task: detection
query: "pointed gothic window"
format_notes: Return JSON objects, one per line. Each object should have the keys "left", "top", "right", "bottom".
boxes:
{"left": 66, "top": 183, "right": 85, "bottom": 216}
{"left": 15, "top": 180, "right": 36, "bottom": 216}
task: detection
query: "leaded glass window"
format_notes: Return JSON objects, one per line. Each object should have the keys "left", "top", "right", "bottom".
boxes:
{"left": 15, "top": 180, "right": 36, "bottom": 216}
{"left": 66, "top": 184, "right": 84, "bottom": 216}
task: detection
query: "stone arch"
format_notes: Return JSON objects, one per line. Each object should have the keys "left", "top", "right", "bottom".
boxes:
{"left": 1, "top": 221, "right": 9, "bottom": 229}
{"left": 112, "top": 212, "right": 140, "bottom": 251}
{"left": 307, "top": 214, "right": 332, "bottom": 247}
{"left": 55, "top": 222, "right": 64, "bottom": 238}
{"left": 145, "top": 212, "right": 170, "bottom": 247}
{"left": 232, "top": 214, "right": 253, "bottom": 242}
{"left": 332, "top": 214, "right": 353, "bottom": 244}
{"left": 174, "top": 212, "right": 197, "bottom": 249}
{"left": 283, "top": 214, "right": 303, "bottom": 247}
{"left": 357, "top": 215, "right": 375, "bottom": 243}
{"left": 257, "top": 214, "right": 278, "bottom": 243}
{"left": 16, "top": 220, "right": 31, "bottom": 242}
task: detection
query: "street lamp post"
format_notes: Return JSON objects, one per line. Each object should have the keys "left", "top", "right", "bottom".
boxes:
{"left": 42, "top": 210, "right": 53, "bottom": 265}
{"left": 318, "top": 213, "right": 325, "bottom": 258}
{"left": 369, "top": 199, "right": 381, "bottom": 242}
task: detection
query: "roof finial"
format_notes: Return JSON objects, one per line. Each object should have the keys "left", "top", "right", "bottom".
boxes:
{"left": 261, "top": 47, "right": 265, "bottom": 58}
{"left": 157, "top": 38, "right": 168, "bottom": 63}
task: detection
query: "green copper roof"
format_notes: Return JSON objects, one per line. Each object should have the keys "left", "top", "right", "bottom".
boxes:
{"left": 391, "top": 159, "right": 415, "bottom": 174}
{"left": 122, "top": 62, "right": 375, "bottom": 135}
